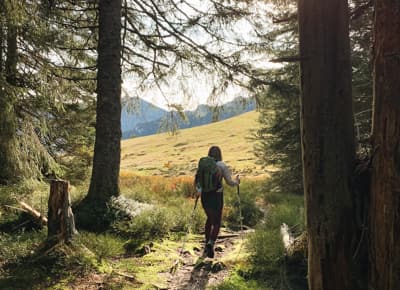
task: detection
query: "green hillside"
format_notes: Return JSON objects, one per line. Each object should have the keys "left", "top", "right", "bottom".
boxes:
{"left": 121, "top": 110, "right": 267, "bottom": 177}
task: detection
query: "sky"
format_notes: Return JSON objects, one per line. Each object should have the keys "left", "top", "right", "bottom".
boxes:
{"left": 122, "top": 74, "right": 250, "bottom": 111}
{"left": 121, "top": 0, "right": 280, "bottom": 111}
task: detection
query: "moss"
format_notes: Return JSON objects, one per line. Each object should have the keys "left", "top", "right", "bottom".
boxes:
{"left": 0, "top": 239, "right": 100, "bottom": 290}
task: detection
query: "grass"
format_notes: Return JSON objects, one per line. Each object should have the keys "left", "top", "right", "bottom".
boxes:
{"left": 0, "top": 176, "right": 266, "bottom": 289}
{"left": 245, "top": 192, "right": 307, "bottom": 290}
{"left": 0, "top": 234, "right": 100, "bottom": 290}
{"left": 120, "top": 111, "right": 270, "bottom": 177}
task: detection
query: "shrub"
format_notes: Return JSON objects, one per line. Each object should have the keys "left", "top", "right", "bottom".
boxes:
{"left": 246, "top": 191, "right": 307, "bottom": 289}
{"left": 167, "top": 197, "right": 206, "bottom": 233}
{"left": 112, "top": 207, "right": 173, "bottom": 242}
{"left": 108, "top": 195, "right": 154, "bottom": 220}
{"left": 213, "top": 271, "right": 271, "bottom": 290}
{"left": 224, "top": 184, "right": 264, "bottom": 229}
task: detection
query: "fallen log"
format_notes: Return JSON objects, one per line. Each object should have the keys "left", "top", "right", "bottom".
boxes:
{"left": 17, "top": 201, "right": 48, "bottom": 225}
{"left": 4, "top": 205, "right": 28, "bottom": 213}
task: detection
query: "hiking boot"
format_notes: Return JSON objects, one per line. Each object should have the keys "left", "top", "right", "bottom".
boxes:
{"left": 202, "top": 247, "right": 208, "bottom": 258}
{"left": 206, "top": 243, "right": 214, "bottom": 258}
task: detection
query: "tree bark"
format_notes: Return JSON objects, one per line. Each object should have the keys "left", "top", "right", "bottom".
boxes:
{"left": 298, "top": 0, "right": 357, "bottom": 289}
{"left": 0, "top": 14, "right": 3, "bottom": 72}
{"left": 0, "top": 15, "right": 20, "bottom": 184}
{"left": 47, "top": 180, "right": 77, "bottom": 243}
{"left": 369, "top": 1, "right": 400, "bottom": 289}
{"left": 86, "top": 0, "right": 122, "bottom": 204}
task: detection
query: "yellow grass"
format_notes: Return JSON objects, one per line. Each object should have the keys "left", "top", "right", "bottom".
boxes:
{"left": 121, "top": 110, "right": 267, "bottom": 178}
{"left": 119, "top": 170, "right": 195, "bottom": 195}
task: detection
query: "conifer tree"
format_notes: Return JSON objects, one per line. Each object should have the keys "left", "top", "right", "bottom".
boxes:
{"left": 77, "top": 0, "right": 123, "bottom": 230}
{"left": 0, "top": 0, "right": 97, "bottom": 184}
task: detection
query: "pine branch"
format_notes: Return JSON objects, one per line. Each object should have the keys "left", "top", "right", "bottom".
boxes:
{"left": 122, "top": 45, "right": 169, "bottom": 67}
{"left": 273, "top": 13, "right": 298, "bottom": 24}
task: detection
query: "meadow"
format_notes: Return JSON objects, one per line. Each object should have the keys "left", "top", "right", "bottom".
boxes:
{"left": 120, "top": 110, "right": 271, "bottom": 177}
{"left": 0, "top": 110, "right": 306, "bottom": 289}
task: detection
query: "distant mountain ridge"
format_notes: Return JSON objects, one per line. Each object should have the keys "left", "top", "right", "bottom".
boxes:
{"left": 121, "top": 97, "right": 256, "bottom": 139}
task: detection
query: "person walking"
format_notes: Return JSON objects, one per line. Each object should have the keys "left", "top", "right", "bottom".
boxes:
{"left": 195, "top": 146, "right": 240, "bottom": 258}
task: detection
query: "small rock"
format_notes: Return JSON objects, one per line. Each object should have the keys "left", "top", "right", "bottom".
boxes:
{"left": 144, "top": 245, "right": 151, "bottom": 254}
{"left": 214, "top": 246, "right": 223, "bottom": 252}
{"left": 211, "top": 261, "right": 226, "bottom": 273}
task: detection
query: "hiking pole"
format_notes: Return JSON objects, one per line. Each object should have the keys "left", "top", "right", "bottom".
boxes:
{"left": 234, "top": 176, "right": 245, "bottom": 261}
{"left": 170, "top": 195, "right": 199, "bottom": 274}
{"left": 181, "top": 195, "right": 199, "bottom": 253}
{"left": 237, "top": 182, "right": 243, "bottom": 235}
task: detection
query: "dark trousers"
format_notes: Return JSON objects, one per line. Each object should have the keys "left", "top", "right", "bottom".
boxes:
{"left": 201, "top": 191, "right": 223, "bottom": 243}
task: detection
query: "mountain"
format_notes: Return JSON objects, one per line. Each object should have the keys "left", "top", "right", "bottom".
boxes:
{"left": 121, "top": 98, "right": 166, "bottom": 135}
{"left": 121, "top": 97, "right": 256, "bottom": 139}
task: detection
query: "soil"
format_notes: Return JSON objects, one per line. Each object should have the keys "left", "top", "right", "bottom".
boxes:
{"left": 164, "top": 230, "right": 251, "bottom": 290}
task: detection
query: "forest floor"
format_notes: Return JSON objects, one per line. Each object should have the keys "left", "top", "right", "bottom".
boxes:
{"left": 65, "top": 228, "right": 251, "bottom": 290}
{"left": 165, "top": 229, "right": 252, "bottom": 290}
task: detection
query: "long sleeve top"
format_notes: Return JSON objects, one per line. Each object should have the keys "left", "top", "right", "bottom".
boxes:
{"left": 216, "top": 161, "right": 238, "bottom": 192}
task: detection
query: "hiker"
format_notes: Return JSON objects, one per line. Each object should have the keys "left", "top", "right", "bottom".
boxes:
{"left": 195, "top": 146, "right": 240, "bottom": 258}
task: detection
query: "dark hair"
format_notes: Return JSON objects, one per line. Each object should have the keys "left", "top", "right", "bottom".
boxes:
{"left": 208, "top": 146, "right": 222, "bottom": 161}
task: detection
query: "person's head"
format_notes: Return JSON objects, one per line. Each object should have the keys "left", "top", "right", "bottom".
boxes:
{"left": 208, "top": 146, "right": 222, "bottom": 161}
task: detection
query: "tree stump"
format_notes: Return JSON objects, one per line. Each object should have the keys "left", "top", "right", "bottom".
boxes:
{"left": 47, "top": 180, "right": 77, "bottom": 243}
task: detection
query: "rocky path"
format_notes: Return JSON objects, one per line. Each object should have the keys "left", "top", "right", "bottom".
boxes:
{"left": 163, "top": 229, "right": 252, "bottom": 290}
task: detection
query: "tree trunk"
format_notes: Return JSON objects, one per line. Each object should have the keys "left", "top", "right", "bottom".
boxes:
{"left": 0, "top": 15, "right": 3, "bottom": 72}
{"left": 86, "top": 0, "right": 122, "bottom": 204}
{"left": 369, "top": 1, "right": 400, "bottom": 289}
{"left": 0, "top": 15, "right": 20, "bottom": 184}
{"left": 47, "top": 180, "right": 77, "bottom": 243}
{"left": 76, "top": 0, "right": 122, "bottom": 230}
{"left": 298, "top": 1, "right": 357, "bottom": 289}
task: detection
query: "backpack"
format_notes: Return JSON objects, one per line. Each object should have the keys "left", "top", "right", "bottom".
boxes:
{"left": 196, "top": 156, "right": 221, "bottom": 193}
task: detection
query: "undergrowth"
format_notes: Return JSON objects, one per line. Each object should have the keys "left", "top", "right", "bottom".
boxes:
{"left": 216, "top": 191, "right": 307, "bottom": 290}
{"left": 0, "top": 174, "right": 287, "bottom": 289}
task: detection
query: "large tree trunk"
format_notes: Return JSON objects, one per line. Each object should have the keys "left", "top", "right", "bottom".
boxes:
{"left": 369, "top": 1, "right": 400, "bottom": 289}
{"left": 87, "top": 0, "right": 122, "bottom": 204}
{"left": 298, "top": 1, "right": 357, "bottom": 289}
{"left": 0, "top": 16, "right": 20, "bottom": 184}
{"left": 77, "top": 0, "right": 122, "bottom": 229}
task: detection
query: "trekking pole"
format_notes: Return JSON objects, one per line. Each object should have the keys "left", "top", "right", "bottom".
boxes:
{"left": 182, "top": 195, "right": 199, "bottom": 252}
{"left": 170, "top": 195, "right": 199, "bottom": 274}
{"left": 235, "top": 176, "right": 245, "bottom": 261}
{"left": 237, "top": 182, "right": 243, "bottom": 235}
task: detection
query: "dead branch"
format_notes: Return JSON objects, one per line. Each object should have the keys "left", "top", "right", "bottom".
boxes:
{"left": 18, "top": 201, "right": 48, "bottom": 224}
{"left": 270, "top": 55, "right": 306, "bottom": 63}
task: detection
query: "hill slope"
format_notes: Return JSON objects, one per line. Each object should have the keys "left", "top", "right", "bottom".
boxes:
{"left": 121, "top": 110, "right": 264, "bottom": 177}
{"left": 121, "top": 97, "right": 256, "bottom": 139}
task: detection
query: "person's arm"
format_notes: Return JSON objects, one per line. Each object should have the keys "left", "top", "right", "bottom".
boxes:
{"left": 218, "top": 161, "right": 239, "bottom": 187}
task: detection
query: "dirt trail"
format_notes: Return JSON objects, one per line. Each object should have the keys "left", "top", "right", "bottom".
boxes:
{"left": 163, "top": 229, "right": 252, "bottom": 290}
{"left": 67, "top": 229, "right": 252, "bottom": 290}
